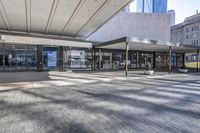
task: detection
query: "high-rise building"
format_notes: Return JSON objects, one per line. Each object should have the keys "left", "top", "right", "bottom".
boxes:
{"left": 167, "top": 10, "right": 175, "bottom": 26}
{"left": 137, "top": 0, "right": 167, "bottom": 14}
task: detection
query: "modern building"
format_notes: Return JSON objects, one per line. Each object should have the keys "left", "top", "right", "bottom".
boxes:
{"left": 171, "top": 13, "right": 200, "bottom": 62}
{"left": 137, "top": 0, "right": 167, "bottom": 14}
{"left": 87, "top": 12, "right": 171, "bottom": 42}
{"left": 0, "top": 0, "right": 133, "bottom": 72}
{"left": 167, "top": 10, "right": 175, "bottom": 26}
{"left": 0, "top": 0, "right": 199, "bottom": 75}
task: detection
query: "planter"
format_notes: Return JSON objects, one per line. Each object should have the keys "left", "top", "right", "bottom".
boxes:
{"left": 178, "top": 69, "right": 188, "bottom": 73}
{"left": 144, "top": 70, "right": 154, "bottom": 75}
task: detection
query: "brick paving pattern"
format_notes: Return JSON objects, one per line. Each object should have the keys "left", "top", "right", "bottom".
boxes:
{"left": 0, "top": 72, "right": 200, "bottom": 133}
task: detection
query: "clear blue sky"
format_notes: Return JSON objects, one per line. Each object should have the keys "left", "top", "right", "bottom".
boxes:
{"left": 130, "top": 0, "right": 200, "bottom": 24}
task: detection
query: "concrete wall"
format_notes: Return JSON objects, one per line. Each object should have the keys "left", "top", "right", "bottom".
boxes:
{"left": 87, "top": 12, "right": 170, "bottom": 42}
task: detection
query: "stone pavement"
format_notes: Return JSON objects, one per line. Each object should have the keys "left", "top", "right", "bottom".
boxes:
{"left": 0, "top": 71, "right": 200, "bottom": 133}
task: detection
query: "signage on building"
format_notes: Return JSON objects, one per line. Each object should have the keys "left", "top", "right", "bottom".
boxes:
{"left": 48, "top": 51, "right": 57, "bottom": 67}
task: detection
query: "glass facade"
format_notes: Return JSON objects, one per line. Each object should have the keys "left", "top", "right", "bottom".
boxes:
{"left": 137, "top": 0, "right": 167, "bottom": 14}
{"left": 66, "top": 49, "right": 92, "bottom": 70}
{"left": 144, "top": 0, "right": 153, "bottom": 13}
{"left": 153, "top": 0, "right": 167, "bottom": 14}
{"left": 137, "top": 0, "right": 144, "bottom": 12}
{"left": 0, "top": 43, "right": 184, "bottom": 72}
{"left": 0, "top": 44, "right": 37, "bottom": 71}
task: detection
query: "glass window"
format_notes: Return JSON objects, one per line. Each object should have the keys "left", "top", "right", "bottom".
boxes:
{"left": 2, "top": 44, "right": 37, "bottom": 71}
{"left": 140, "top": 53, "right": 153, "bottom": 68}
{"left": 66, "top": 48, "right": 92, "bottom": 70}
{"left": 156, "top": 53, "right": 164, "bottom": 68}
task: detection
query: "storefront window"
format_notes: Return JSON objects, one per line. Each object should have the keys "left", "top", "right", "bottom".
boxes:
{"left": 140, "top": 53, "right": 153, "bottom": 68}
{"left": 66, "top": 49, "right": 92, "bottom": 70}
{"left": 156, "top": 53, "right": 164, "bottom": 68}
{"left": 0, "top": 44, "right": 37, "bottom": 71}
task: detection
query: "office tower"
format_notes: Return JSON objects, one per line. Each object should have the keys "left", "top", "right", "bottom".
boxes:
{"left": 167, "top": 10, "right": 175, "bottom": 26}
{"left": 137, "top": 0, "right": 167, "bottom": 14}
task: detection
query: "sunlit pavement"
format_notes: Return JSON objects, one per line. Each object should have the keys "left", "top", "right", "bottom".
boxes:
{"left": 0, "top": 71, "right": 200, "bottom": 133}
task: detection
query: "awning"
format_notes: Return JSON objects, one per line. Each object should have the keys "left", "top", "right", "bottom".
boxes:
{"left": 94, "top": 37, "right": 200, "bottom": 53}
{"left": 0, "top": 35, "right": 92, "bottom": 48}
{"left": 0, "top": 0, "right": 133, "bottom": 39}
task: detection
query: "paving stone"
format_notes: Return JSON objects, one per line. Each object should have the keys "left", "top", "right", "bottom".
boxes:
{"left": 0, "top": 72, "right": 200, "bottom": 133}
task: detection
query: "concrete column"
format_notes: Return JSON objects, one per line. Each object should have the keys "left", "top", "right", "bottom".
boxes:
{"left": 91, "top": 47, "right": 95, "bottom": 70}
{"left": 169, "top": 46, "right": 172, "bottom": 74}
{"left": 125, "top": 42, "right": 129, "bottom": 77}
{"left": 58, "top": 46, "right": 64, "bottom": 71}
{"left": 153, "top": 52, "right": 156, "bottom": 68}
{"left": 37, "top": 45, "right": 43, "bottom": 72}
{"left": 99, "top": 49, "right": 102, "bottom": 70}
{"left": 197, "top": 49, "right": 199, "bottom": 72}
{"left": 136, "top": 51, "right": 139, "bottom": 69}
{"left": 2, "top": 44, "right": 5, "bottom": 71}
{"left": 182, "top": 53, "right": 185, "bottom": 67}
{"left": 110, "top": 52, "right": 112, "bottom": 69}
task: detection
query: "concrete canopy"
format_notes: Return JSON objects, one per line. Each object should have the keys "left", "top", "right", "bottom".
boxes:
{"left": 94, "top": 37, "right": 200, "bottom": 53}
{"left": 0, "top": 0, "right": 133, "bottom": 39}
{"left": 0, "top": 35, "right": 92, "bottom": 48}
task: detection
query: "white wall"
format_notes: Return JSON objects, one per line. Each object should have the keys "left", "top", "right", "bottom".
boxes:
{"left": 87, "top": 12, "right": 170, "bottom": 42}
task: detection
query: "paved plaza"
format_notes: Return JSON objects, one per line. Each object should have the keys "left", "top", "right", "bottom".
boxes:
{"left": 0, "top": 71, "right": 200, "bottom": 133}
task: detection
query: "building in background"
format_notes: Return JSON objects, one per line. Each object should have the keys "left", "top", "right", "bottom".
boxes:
{"left": 87, "top": 12, "right": 170, "bottom": 42}
{"left": 137, "top": 0, "right": 167, "bottom": 14}
{"left": 171, "top": 13, "right": 200, "bottom": 62}
{"left": 167, "top": 10, "right": 175, "bottom": 26}
{"left": 171, "top": 13, "right": 200, "bottom": 45}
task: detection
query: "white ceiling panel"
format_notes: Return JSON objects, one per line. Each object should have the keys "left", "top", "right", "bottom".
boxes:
{"left": 77, "top": 0, "right": 133, "bottom": 38}
{"left": 63, "top": 0, "right": 107, "bottom": 36}
{"left": 0, "top": 0, "right": 133, "bottom": 38}
{"left": 0, "top": 13, "right": 7, "bottom": 30}
{"left": 1, "top": 0, "right": 26, "bottom": 31}
{"left": 31, "top": 0, "right": 54, "bottom": 33}
{"left": 48, "top": 0, "right": 81, "bottom": 34}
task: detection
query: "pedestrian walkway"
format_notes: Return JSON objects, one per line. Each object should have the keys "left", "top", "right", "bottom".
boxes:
{"left": 0, "top": 71, "right": 200, "bottom": 133}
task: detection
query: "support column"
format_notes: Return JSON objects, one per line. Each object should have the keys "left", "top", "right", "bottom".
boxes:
{"left": 94, "top": 49, "right": 96, "bottom": 70}
{"left": 37, "top": 45, "right": 43, "bottom": 72}
{"left": 99, "top": 49, "right": 102, "bottom": 70}
{"left": 182, "top": 53, "right": 185, "bottom": 67}
{"left": 58, "top": 46, "right": 64, "bottom": 71}
{"left": 153, "top": 52, "right": 156, "bottom": 68}
{"left": 169, "top": 46, "right": 172, "bottom": 74}
{"left": 3, "top": 44, "right": 5, "bottom": 71}
{"left": 197, "top": 49, "right": 199, "bottom": 72}
{"left": 125, "top": 42, "right": 129, "bottom": 77}
{"left": 91, "top": 46, "right": 95, "bottom": 71}
{"left": 110, "top": 52, "right": 112, "bottom": 69}
{"left": 136, "top": 51, "right": 139, "bottom": 69}
{"left": 112, "top": 52, "right": 114, "bottom": 70}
